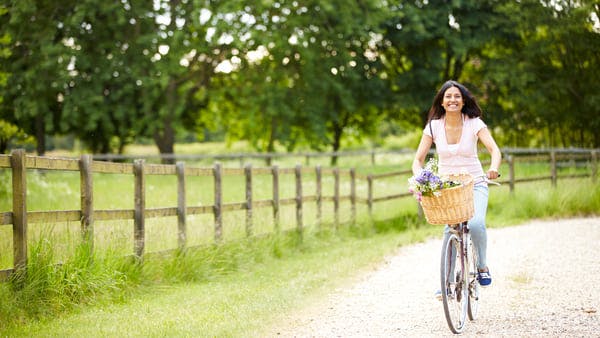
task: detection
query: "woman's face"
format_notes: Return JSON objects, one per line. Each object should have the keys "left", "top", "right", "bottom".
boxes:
{"left": 442, "top": 86, "right": 464, "bottom": 113}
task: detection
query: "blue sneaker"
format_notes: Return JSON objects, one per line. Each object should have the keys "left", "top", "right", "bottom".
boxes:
{"left": 477, "top": 270, "right": 492, "bottom": 287}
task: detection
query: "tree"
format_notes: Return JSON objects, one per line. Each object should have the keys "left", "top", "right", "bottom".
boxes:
{"left": 472, "top": 0, "right": 600, "bottom": 147}
{"left": 59, "top": 0, "right": 157, "bottom": 154}
{"left": 0, "top": 1, "right": 75, "bottom": 155}
{"left": 380, "top": 0, "right": 517, "bottom": 126}
{"left": 216, "top": 0, "right": 389, "bottom": 164}
{"left": 136, "top": 0, "right": 248, "bottom": 163}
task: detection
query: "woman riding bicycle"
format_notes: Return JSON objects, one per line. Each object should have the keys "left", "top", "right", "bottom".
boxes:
{"left": 412, "top": 80, "right": 502, "bottom": 286}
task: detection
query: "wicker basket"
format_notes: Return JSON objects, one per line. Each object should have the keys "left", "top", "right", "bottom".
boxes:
{"left": 419, "top": 173, "right": 474, "bottom": 225}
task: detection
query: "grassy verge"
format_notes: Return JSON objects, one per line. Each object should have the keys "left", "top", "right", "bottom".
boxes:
{"left": 0, "top": 179, "right": 598, "bottom": 336}
{"left": 0, "top": 217, "right": 436, "bottom": 336}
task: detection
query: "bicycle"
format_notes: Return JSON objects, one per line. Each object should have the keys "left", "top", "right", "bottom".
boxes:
{"left": 419, "top": 174, "right": 499, "bottom": 334}
{"left": 439, "top": 175, "right": 499, "bottom": 334}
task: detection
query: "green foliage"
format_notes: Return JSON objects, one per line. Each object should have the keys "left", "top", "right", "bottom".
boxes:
{"left": 0, "top": 1, "right": 75, "bottom": 154}
{"left": 0, "top": 120, "right": 35, "bottom": 153}
{"left": 214, "top": 0, "right": 389, "bottom": 157}
{"left": 1, "top": 0, "right": 599, "bottom": 156}
{"left": 469, "top": 0, "right": 600, "bottom": 147}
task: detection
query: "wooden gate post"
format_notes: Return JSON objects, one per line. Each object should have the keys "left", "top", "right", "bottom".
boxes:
{"left": 367, "top": 174, "right": 374, "bottom": 223}
{"left": 133, "top": 159, "right": 145, "bottom": 258}
{"left": 350, "top": 168, "right": 356, "bottom": 226}
{"left": 79, "top": 154, "right": 94, "bottom": 253}
{"left": 272, "top": 165, "right": 280, "bottom": 232}
{"left": 591, "top": 150, "right": 598, "bottom": 183}
{"left": 176, "top": 162, "right": 187, "bottom": 250}
{"left": 334, "top": 168, "right": 340, "bottom": 228}
{"left": 295, "top": 164, "right": 303, "bottom": 237}
{"left": 315, "top": 166, "right": 322, "bottom": 228}
{"left": 245, "top": 163, "right": 253, "bottom": 237}
{"left": 213, "top": 162, "right": 223, "bottom": 242}
{"left": 550, "top": 151, "right": 557, "bottom": 187}
{"left": 508, "top": 155, "right": 515, "bottom": 193}
{"left": 11, "top": 149, "right": 27, "bottom": 270}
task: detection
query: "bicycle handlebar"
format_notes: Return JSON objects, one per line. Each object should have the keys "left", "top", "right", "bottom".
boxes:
{"left": 474, "top": 174, "right": 501, "bottom": 186}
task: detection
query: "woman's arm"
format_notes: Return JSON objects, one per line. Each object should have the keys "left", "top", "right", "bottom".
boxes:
{"left": 412, "top": 134, "right": 433, "bottom": 176}
{"left": 478, "top": 127, "right": 502, "bottom": 179}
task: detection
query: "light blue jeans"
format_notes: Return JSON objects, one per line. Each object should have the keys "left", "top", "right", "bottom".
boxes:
{"left": 445, "top": 184, "right": 489, "bottom": 270}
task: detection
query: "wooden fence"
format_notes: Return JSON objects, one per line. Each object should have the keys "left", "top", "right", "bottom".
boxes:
{"left": 0, "top": 148, "right": 597, "bottom": 280}
{"left": 90, "top": 149, "right": 408, "bottom": 166}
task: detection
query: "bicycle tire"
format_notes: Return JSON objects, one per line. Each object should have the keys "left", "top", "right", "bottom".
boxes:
{"left": 467, "top": 234, "right": 480, "bottom": 320}
{"left": 440, "top": 231, "right": 469, "bottom": 334}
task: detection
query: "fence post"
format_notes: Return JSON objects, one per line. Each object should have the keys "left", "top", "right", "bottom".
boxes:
{"left": 133, "top": 159, "right": 145, "bottom": 259}
{"left": 176, "top": 162, "right": 187, "bottom": 250}
{"left": 334, "top": 168, "right": 340, "bottom": 228}
{"left": 245, "top": 163, "right": 253, "bottom": 237}
{"left": 367, "top": 174, "right": 373, "bottom": 223}
{"left": 316, "top": 165, "right": 322, "bottom": 228}
{"left": 350, "top": 168, "right": 356, "bottom": 226}
{"left": 295, "top": 164, "right": 303, "bottom": 237}
{"left": 591, "top": 150, "right": 597, "bottom": 183}
{"left": 79, "top": 154, "right": 94, "bottom": 253}
{"left": 272, "top": 165, "right": 280, "bottom": 232}
{"left": 508, "top": 154, "right": 515, "bottom": 193}
{"left": 11, "top": 149, "right": 27, "bottom": 271}
{"left": 213, "top": 162, "right": 223, "bottom": 242}
{"left": 550, "top": 150, "right": 557, "bottom": 187}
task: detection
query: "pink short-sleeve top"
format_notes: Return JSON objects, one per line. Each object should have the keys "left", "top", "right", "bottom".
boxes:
{"left": 424, "top": 116, "right": 487, "bottom": 178}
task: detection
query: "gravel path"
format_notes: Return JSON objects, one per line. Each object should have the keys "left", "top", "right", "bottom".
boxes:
{"left": 267, "top": 217, "right": 600, "bottom": 337}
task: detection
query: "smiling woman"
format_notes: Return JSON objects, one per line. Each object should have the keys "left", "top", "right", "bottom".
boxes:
{"left": 412, "top": 80, "right": 502, "bottom": 286}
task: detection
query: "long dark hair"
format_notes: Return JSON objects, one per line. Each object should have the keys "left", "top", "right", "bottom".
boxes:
{"left": 427, "top": 80, "right": 482, "bottom": 122}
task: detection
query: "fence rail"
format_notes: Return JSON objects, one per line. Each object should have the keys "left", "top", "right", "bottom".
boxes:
{"left": 0, "top": 148, "right": 597, "bottom": 281}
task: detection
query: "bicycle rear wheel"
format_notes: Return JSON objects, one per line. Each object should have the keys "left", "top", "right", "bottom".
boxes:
{"left": 440, "top": 231, "right": 469, "bottom": 334}
{"left": 467, "top": 234, "right": 480, "bottom": 320}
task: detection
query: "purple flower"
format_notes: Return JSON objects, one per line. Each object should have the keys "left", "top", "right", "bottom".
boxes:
{"left": 415, "top": 170, "right": 434, "bottom": 184}
{"left": 408, "top": 158, "right": 460, "bottom": 200}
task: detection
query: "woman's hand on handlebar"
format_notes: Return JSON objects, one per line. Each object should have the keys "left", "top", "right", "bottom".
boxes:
{"left": 486, "top": 169, "right": 500, "bottom": 180}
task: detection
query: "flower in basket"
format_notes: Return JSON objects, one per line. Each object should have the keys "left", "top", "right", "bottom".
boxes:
{"left": 408, "top": 159, "right": 461, "bottom": 201}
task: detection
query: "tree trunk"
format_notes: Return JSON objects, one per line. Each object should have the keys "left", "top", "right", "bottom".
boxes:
{"left": 153, "top": 80, "right": 177, "bottom": 164}
{"left": 265, "top": 117, "right": 277, "bottom": 166}
{"left": 35, "top": 114, "right": 46, "bottom": 156}
{"left": 153, "top": 121, "right": 175, "bottom": 164}
{"left": 331, "top": 122, "right": 342, "bottom": 166}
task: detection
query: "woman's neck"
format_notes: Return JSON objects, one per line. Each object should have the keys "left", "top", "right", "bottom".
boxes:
{"left": 445, "top": 112, "right": 463, "bottom": 127}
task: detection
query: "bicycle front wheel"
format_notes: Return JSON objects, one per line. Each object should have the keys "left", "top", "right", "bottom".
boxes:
{"left": 440, "top": 232, "right": 469, "bottom": 334}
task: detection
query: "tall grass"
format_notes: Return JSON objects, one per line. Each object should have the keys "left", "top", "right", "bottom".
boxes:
{"left": 486, "top": 179, "right": 600, "bottom": 226}
{"left": 0, "top": 238, "right": 133, "bottom": 326}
